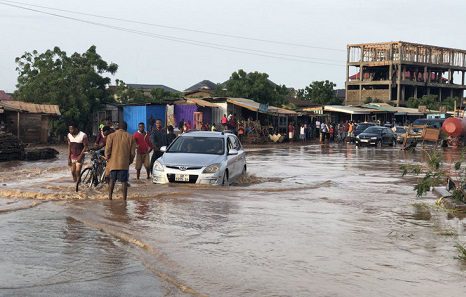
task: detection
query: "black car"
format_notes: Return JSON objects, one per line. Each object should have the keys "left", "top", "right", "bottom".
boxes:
{"left": 355, "top": 126, "right": 396, "bottom": 147}
{"left": 354, "top": 122, "right": 376, "bottom": 137}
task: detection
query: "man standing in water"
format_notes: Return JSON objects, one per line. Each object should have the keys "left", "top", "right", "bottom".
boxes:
{"left": 133, "top": 122, "right": 152, "bottom": 180}
{"left": 67, "top": 124, "right": 89, "bottom": 182}
{"left": 105, "top": 122, "right": 136, "bottom": 200}
{"left": 150, "top": 119, "right": 168, "bottom": 173}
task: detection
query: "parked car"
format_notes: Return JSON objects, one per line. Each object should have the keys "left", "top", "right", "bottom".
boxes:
{"left": 392, "top": 126, "right": 407, "bottom": 143}
{"left": 354, "top": 122, "right": 377, "bottom": 137}
{"left": 355, "top": 126, "right": 397, "bottom": 147}
{"left": 412, "top": 118, "right": 445, "bottom": 133}
{"left": 152, "top": 131, "right": 246, "bottom": 185}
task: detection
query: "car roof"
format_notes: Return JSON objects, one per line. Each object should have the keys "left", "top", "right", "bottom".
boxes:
{"left": 365, "top": 126, "right": 389, "bottom": 130}
{"left": 178, "top": 131, "right": 235, "bottom": 138}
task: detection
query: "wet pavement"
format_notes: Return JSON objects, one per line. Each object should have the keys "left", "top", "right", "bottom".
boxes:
{"left": 0, "top": 144, "right": 466, "bottom": 296}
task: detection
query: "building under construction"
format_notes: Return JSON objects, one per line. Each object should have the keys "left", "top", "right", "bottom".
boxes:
{"left": 345, "top": 41, "right": 466, "bottom": 106}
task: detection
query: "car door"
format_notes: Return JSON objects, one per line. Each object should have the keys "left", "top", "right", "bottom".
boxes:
{"left": 381, "top": 128, "right": 390, "bottom": 144}
{"left": 233, "top": 135, "right": 246, "bottom": 176}
{"left": 226, "top": 136, "right": 238, "bottom": 177}
{"left": 383, "top": 128, "right": 393, "bottom": 144}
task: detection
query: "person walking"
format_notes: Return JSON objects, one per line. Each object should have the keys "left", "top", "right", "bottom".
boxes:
{"left": 347, "top": 121, "right": 355, "bottom": 143}
{"left": 300, "top": 124, "right": 305, "bottom": 142}
{"left": 67, "top": 123, "right": 89, "bottom": 182}
{"left": 166, "top": 125, "right": 177, "bottom": 145}
{"left": 105, "top": 122, "right": 136, "bottom": 200}
{"left": 315, "top": 119, "right": 321, "bottom": 139}
{"left": 288, "top": 122, "right": 295, "bottom": 142}
{"left": 320, "top": 121, "right": 329, "bottom": 143}
{"left": 150, "top": 119, "right": 168, "bottom": 172}
{"left": 133, "top": 122, "right": 152, "bottom": 180}
{"left": 221, "top": 114, "right": 228, "bottom": 130}
{"left": 94, "top": 125, "right": 113, "bottom": 151}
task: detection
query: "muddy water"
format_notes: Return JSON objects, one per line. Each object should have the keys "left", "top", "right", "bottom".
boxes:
{"left": 1, "top": 144, "right": 466, "bottom": 296}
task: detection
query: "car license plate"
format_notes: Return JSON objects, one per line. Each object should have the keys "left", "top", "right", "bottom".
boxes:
{"left": 175, "top": 174, "right": 190, "bottom": 182}
{"left": 361, "top": 139, "right": 369, "bottom": 142}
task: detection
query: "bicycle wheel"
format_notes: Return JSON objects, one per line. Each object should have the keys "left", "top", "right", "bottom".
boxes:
{"left": 97, "top": 165, "right": 107, "bottom": 185}
{"left": 76, "top": 168, "right": 94, "bottom": 192}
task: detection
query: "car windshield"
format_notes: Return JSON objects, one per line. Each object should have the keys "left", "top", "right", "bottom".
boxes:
{"left": 167, "top": 136, "right": 225, "bottom": 155}
{"left": 356, "top": 124, "right": 374, "bottom": 131}
{"left": 413, "top": 119, "right": 427, "bottom": 125}
{"left": 395, "top": 127, "right": 406, "bottom": 133}
{"left": 363, "top": 127, "right": 385, "bottom": 134}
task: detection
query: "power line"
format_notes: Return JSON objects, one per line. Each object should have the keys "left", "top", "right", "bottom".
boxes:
{"left": 0, "top": 1, "right": 345, "bottom": 66}
{"left": 2, "top": 0, "right": 345, "bottom": 52}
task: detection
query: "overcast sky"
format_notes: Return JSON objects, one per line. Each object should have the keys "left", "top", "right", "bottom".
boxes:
{"left": 1, "top": 0, "right": 466, "bottom": 93}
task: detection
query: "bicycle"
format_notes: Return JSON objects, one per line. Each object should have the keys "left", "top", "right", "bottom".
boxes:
{"left": 75, "top": 149, "right": 107, "bottom": 192}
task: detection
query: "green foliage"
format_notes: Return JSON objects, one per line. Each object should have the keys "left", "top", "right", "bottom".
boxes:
{"left": 149, "top": 87, "right": 180, "bottom": 103}
{"left": 14, "top": 46, "right": 118, "bottom": 135}
{"left": 406, "top": 95, "right": 460, "bottom": 111}
{"left": 401, "top": 148, "right": 466, "bottom": 202}
{"left": 112, "top": 80, "right": 180, "bottom": 104}
{"left": 455, "top": 243, "right": 466, "bottom": 261}
{"left": 297, "top": 80, "right": 341, "bottom": 105}
{"left": 219, "top": 69, "right": 289, "bottom": 105}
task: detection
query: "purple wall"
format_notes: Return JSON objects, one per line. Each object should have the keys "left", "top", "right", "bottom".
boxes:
{"left": 174, "top": 105, "right": 213, "bottom": 128}
{"left": 174, "top": 105, "right": 198, "bottom": 126}
{"left": 198, "top": 107, "right": 212, "bottom": 124}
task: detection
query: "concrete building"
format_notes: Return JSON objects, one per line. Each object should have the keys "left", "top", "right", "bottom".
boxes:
{"left": 346, "top": 41, "right": 466, "bottom": 106}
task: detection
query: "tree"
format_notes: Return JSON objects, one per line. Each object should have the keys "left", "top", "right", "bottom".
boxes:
{"left": 149, "top": 88, "right": 180, "bottom": 103}
{"left": 113, "top": 79, "right": 147, "bottom": 104}
{"left": 219, "top": 69, "right": 288, "bottom": 105}
{"left": 14, "top": 46, "right": 118, "bottom": 135}
{"left": 406, "top": 95, "right": 460, "bottom": 111}
{"left": 297, "top": 80, "right": 341, "bottom": 105}
{"left": 112, "top": 80, "right": 180, "bottom": 104}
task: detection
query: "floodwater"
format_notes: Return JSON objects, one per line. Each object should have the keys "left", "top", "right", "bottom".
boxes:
{"left": 0, "top": 144, "right": 466, "bottom": 296}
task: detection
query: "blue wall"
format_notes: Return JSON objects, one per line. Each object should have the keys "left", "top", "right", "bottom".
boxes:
{"left": 122, "top": 105, "right": 167, "bottom": 134}
{"left": 146, "top": 105, "right": 166, "bottom": 130}
{"left": 123, "top": 105, "right": 146, "bottom": 134}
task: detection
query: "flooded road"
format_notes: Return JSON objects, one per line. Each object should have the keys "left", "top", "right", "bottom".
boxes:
{"left": 1, "top": 144, "right": 466, "bottom": 296}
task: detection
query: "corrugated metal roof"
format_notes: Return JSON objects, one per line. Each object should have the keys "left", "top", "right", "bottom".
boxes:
{"left": 0, "top": 90, "right": 13, "bottom": 101}
{"left": 184, "top": 80, "right": 217, "bottom": 92}
{"left": 186, "top": 98, "right": 219, "bottom": 108}
{"left": 363, "top": 103, "right": 435, "bottom": 115}
{"left": 0, "top": 101, "right": 61, "bottom": 115}
{"left": 323, "top": 105, "right": 384, "bottom": 115}
{"left": 227, "top": 98, "right": 261, "bottom": 112}
{"left": 268, "top": 106, "right": 297, "bottom": 115}
{"left": 227, "top": 98, "right": 297, "bottom": 115}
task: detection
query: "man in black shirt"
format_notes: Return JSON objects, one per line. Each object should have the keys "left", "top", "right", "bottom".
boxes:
{"left": 150, "top": 119, "right": 168, "bottom": 173}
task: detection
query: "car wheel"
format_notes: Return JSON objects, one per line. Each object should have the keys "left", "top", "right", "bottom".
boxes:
{"left": 222, "top": 170, "right": 229, "bottom": 186}
{"left": 377, "top": 140, "right": 382, "bottom": 148}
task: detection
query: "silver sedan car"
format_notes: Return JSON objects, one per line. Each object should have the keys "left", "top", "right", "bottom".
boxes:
{"left": 152, "top": 131, "right": 246, "bottom": 185}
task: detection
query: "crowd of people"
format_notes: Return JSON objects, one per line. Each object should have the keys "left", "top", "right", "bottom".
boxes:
{"left": 67, "top": 119, "right": 177, "bottom": 200}
{"left": 287, "top": 120, "right": 372, "bottom": 144}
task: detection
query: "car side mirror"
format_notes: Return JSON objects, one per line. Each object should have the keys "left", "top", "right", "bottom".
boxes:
{"left": 228, "top": 149, "right": 238, "bottom": 155}
{"left": 160, "top": 146, "right": 167, "bottom": 153}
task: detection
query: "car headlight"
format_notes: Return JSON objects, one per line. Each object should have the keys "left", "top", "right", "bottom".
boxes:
{"left": 371, "top": 137, "right": 378, "bottom": 140}
{"left": 356, "top": 135, "right": 360, "bottom": 139}
{"left": 153, "top": 161, "right": 164, "bottom": 172}
{"left": 203, "top": 163, "right": 221, "bottom": 174}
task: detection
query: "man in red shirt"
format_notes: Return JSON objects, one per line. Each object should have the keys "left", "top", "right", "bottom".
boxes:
{"left": 133, "top": 122, "right": 153, "bottom": 179}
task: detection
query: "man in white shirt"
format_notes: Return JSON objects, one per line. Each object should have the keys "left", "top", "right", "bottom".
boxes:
{"left": 315, "top": 120, "right": 321, "bottom": 139}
